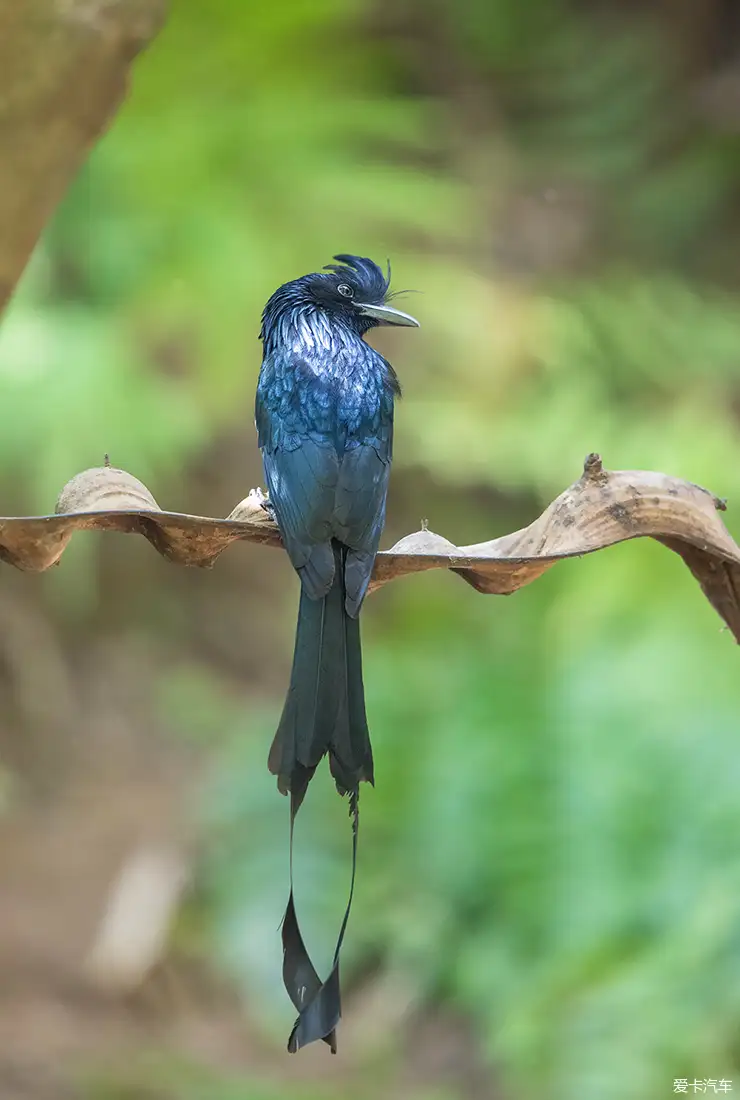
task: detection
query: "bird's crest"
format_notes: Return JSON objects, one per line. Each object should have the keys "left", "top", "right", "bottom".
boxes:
{"left": 323, "top": 254, "right": 391, "bottom": 303}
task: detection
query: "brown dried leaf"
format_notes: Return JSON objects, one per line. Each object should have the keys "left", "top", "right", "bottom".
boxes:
{"left": 1, "top": 454, "right": 738, "bottom": 641}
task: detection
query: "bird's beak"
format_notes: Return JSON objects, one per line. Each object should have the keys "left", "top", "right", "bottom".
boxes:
{"left": 356, "top": 302, "right": 420, "bottom": 327}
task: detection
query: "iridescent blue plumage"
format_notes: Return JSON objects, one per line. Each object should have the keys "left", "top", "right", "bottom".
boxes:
{"left": 255, "top": 255, "right": 417, "bottom": 1054}
{"left": 256, "top": 254, "right": 405, "bottom": 615}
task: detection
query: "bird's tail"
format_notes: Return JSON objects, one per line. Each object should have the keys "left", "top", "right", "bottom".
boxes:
{"left": 269, "top": 542, "right": 372, "bottom": 1052}
{"left": 268, "top": 541, "right": 374, "bottom": 796}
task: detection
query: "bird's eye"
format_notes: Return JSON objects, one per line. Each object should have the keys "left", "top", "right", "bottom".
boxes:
{"left": 337, "top": 283, "right": 354, "bottom": 299}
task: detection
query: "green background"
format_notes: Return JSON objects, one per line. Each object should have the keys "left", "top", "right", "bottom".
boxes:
{"left": 1, "top": 2, "right": 739, "bottom": 1098}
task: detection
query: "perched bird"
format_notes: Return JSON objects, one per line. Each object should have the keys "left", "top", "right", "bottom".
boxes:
{"left": 256, "top": 254, "right": 418, "bottom": 1052}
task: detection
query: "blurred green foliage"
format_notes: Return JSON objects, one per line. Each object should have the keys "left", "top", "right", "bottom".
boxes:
{"left": 2, "top": 0, "right": 740, "bottom": 1098}
{"left": 80, "top": 1052, "right": 387, "bottom": 1100}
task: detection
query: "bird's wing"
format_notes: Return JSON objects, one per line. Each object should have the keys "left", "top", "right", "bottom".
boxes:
{"left": 256, "top": 362, "right": 340, "bottom": 598}
{"left": 334, "top": 403, "right": 394, "bottom": 615}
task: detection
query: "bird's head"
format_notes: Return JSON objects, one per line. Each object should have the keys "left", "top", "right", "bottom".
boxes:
{"left": 260, "top": 254, "right": 419, "bottom": 343}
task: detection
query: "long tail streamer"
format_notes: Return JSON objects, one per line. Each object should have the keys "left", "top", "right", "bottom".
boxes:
{"left": 281, "top": 775, "right": 359, "bottom": 1052}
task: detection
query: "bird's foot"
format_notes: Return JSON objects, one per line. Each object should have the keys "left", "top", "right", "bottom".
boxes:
{"left": 260, "top": 494, "right": 276, "bottom": 520}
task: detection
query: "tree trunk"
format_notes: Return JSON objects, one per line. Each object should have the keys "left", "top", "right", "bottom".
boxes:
{"left": 0, "top": 0, "right": 167, "bottom": 314}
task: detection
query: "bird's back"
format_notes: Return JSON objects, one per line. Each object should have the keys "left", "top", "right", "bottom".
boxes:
{"left": 257, "top": 332, "right": 396, "bottom": 457}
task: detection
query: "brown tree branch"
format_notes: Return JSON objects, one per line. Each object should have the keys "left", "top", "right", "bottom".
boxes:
{"left": 0, "top": 454, "right": 739, "bottom": 641}
{"left": 0, "top": 0, "right": 167, "bottom": 313}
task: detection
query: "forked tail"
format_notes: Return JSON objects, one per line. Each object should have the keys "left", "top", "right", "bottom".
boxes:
{"left": 268, "top": 540, "right": 374, "bottom": 795}
{"left": 268, "top": 541, "right": 373, "bottom": 1052}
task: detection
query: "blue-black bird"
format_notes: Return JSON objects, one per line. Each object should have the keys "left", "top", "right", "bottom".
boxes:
{"left": 256, "top": 255, "right": 418, "bottom": 1053}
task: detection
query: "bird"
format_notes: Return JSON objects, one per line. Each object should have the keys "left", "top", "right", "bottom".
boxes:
{"left": 256, "top": 254, "right": 418, "bottom": 1053}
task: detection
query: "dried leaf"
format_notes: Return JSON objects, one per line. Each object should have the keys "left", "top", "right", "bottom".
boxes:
{"left": 0, "top": 453, "right": 738, "bottom": 641}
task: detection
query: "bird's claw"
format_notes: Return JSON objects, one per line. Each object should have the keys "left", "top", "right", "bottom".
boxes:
{"left": 260, "top": 495, "right": 276, "bottom": 520}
